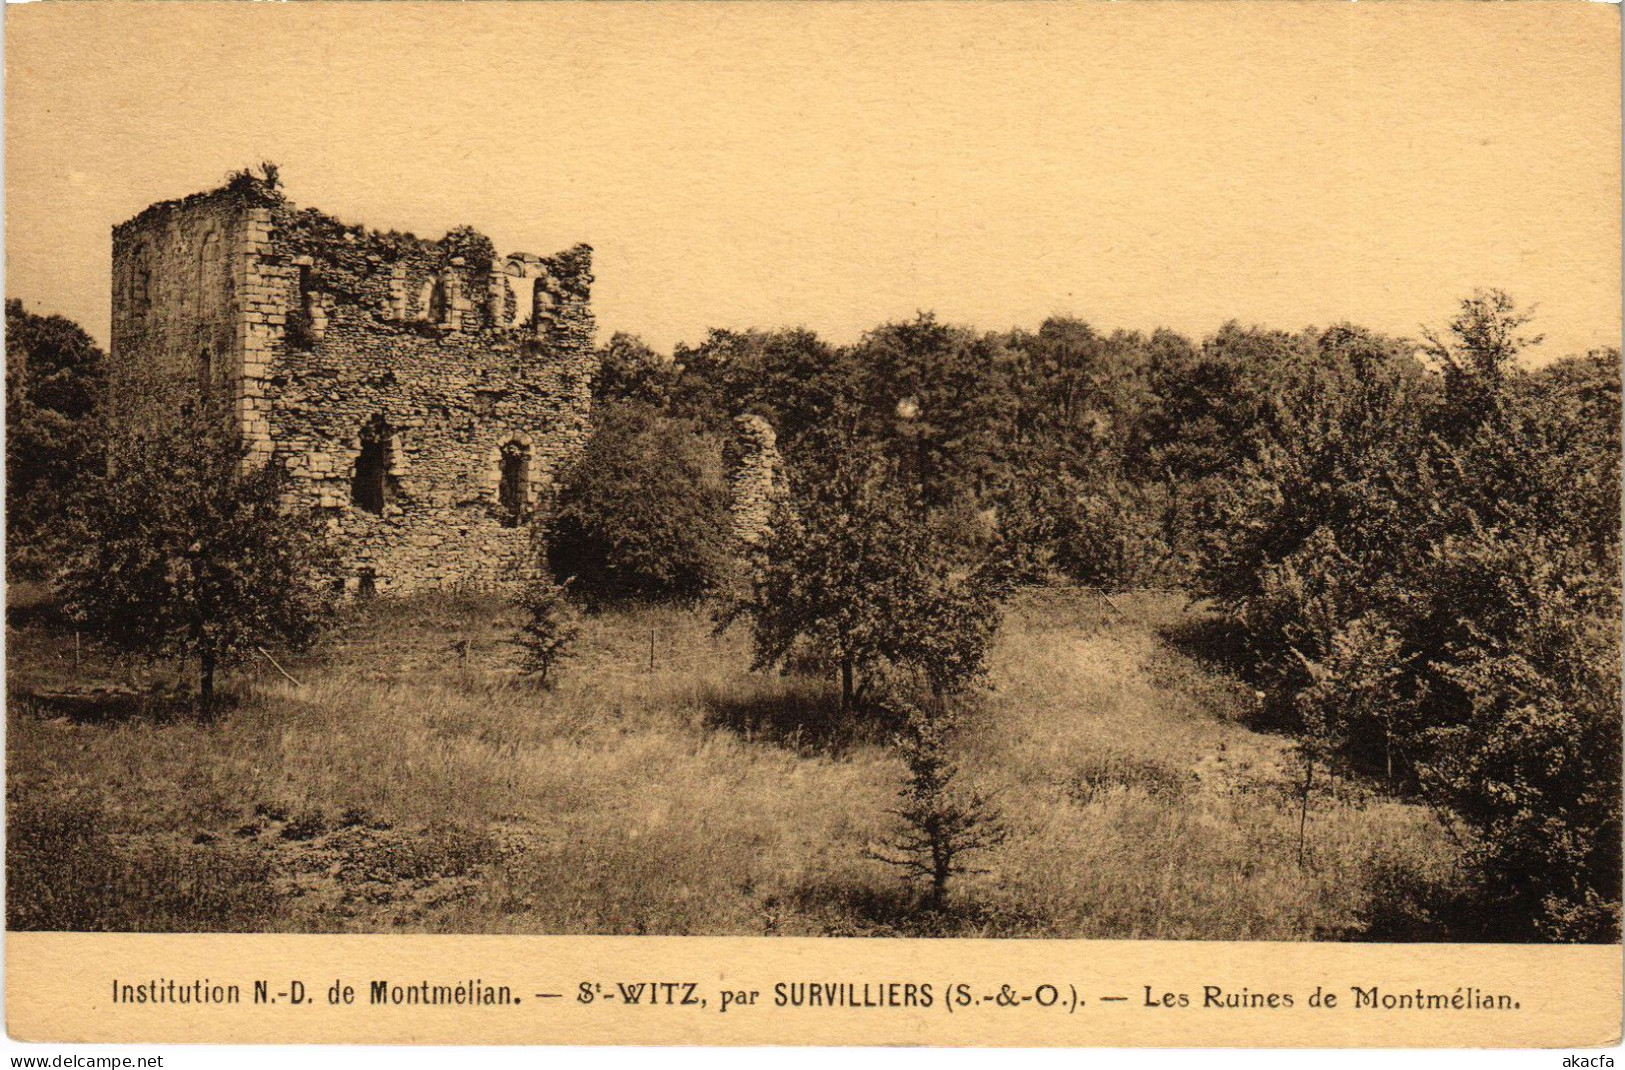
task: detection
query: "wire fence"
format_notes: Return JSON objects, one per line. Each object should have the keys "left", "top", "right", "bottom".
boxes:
{"left": 285, "top": 584, "right": 1207, "bottom": 682}
{"left": 24, "top": 584, "right": 1214, "bottom": 707}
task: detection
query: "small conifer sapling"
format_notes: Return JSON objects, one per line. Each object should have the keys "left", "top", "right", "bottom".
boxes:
{"left": 513, "top": 577, "right": 581, "bottom": 688}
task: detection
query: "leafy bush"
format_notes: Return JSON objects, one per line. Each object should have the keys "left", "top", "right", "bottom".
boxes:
{"left": 1415, "top": 529, "right": 1621, "bottom": 940}
{"left": 1193, "top": 295, "right": 1622, "bottom": 940}
{"left": 997, "top": 459, "right": 1174, "bottom": 591}
{"left": 546, "top": 401, "right": 734, "bottom": 605}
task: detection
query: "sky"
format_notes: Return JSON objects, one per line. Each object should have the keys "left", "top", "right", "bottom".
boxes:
{"left": 6, "top": 2, "right": 1620, "bottom": 361}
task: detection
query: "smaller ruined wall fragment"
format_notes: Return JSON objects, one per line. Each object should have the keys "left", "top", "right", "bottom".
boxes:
{"left": 724, "top": 413, "right": 786, "bottom": 548}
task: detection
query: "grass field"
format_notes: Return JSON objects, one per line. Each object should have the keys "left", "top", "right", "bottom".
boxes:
{"left": 5, "top": 585, "right": 1461, "bottom": 937}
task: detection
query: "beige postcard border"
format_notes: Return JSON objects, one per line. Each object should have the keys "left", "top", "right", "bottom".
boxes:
{"left": 6, "top": 933, "right": 1621, "bottom": 1047}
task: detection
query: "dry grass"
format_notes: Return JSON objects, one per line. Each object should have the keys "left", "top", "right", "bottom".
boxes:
{"left": 6, "top": 587, "right": 1459, "bottom": 937}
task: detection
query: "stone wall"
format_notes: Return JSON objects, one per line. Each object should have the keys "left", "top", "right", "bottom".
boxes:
{"left": 110, "top": 173, "right": 598, "bottom": 594}
{"left": 109, "top": 182, "right": 256, "bottom": 431}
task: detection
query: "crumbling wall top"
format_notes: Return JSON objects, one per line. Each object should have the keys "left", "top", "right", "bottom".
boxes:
{"left": 110, "top": 171, "right": 280, "bottom": 251}
{"left": 113, "top": 168, "right": 591, "bottom": 341}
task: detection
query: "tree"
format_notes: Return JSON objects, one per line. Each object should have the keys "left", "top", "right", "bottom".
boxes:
{"left": 593, "top": 332, "right": 672, "bottom": 407}
{"left": 666, "top": 327, "right": 855, "bottom": 455}
{"left": 729, "top": 444, "right": 1009, "bottom": 712}
{"left": 1524, "top": 348, "right": 1622, "bottom": 565}
{"left": 869, "top": 698, "right": 1006, "bottom": 911}
{"left": 511, "top": 576, "right": 582, "bottom": 688}
{"left": 5, "top": 300, "right": 107, "bottom": 574}
{"left": 61, "top": 405, "right": 338, "bottom": 716}
{"left": 1421, "top": 288, "right": 1541, "bottom": 440}
{"left": 1139, "top": 322, "right": 1312, "bottom": 489}
{"left": 5, "top": 299, "right": 104, "bottom": 419}
{"left": 848, "top": 314, "right": 1017, "bottom": 507}
{"left": 546, "top": 400, "right": 734, "bottom": 605}
{"left": 1200, "top": 328, "right": 1427, "bottom": 576}
{"left": 1002, "top": 317, "right": 1153, "bottom": 457}
{"left": 1288, "top": 611, "right": 1408, "bottom": 864}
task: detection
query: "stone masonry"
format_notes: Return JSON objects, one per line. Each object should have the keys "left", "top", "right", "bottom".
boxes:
{"left": 723, "top": 414, "right": 786, "bottom": 548}
{"left": 110, "top": 172, "right": 597, "bottom": 594}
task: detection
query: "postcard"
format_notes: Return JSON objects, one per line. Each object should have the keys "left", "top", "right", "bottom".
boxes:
{"left": 5, "top": 0, "right": 1620, "bottom": 1050}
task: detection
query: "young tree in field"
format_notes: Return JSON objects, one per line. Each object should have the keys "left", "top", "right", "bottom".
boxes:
{"left": 869, "top": 698, "right": 1006, "bottom": 912}
{"left": 727, "top": 436, "right": 1013, "bottom": 909}
{"left": 61, "top": 405, "right": 338, "bottom": 716}
{"left": 511, "top": 576, "right": 582, "bottom": 688}
{"left": 729, "top": 444, "right": 1010, "bottom": 712}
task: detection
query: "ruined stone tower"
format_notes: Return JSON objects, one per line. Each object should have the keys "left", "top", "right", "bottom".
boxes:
{"left": 109, "top": 171, "right": 597, "bottom": 594}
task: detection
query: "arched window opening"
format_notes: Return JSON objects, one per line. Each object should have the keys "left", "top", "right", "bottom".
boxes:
{"left": 498, "top": 441, "right": 530, "bottom": 528}
{"left": 356, "top": 568, "right": 377, "bottom": 599}
{"left": 288, "top": 263, "right": 320, "bottom": 349}
{"left": 197, "top": 346, "right": 213, "bottom": 397}
{"left": 351, "top": 415, "right": 395, "bottom": 516}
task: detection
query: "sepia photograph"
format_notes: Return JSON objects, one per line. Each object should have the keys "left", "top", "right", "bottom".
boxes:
{"left": 4, "top": 0, "right": 1620, "bottom": 981}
